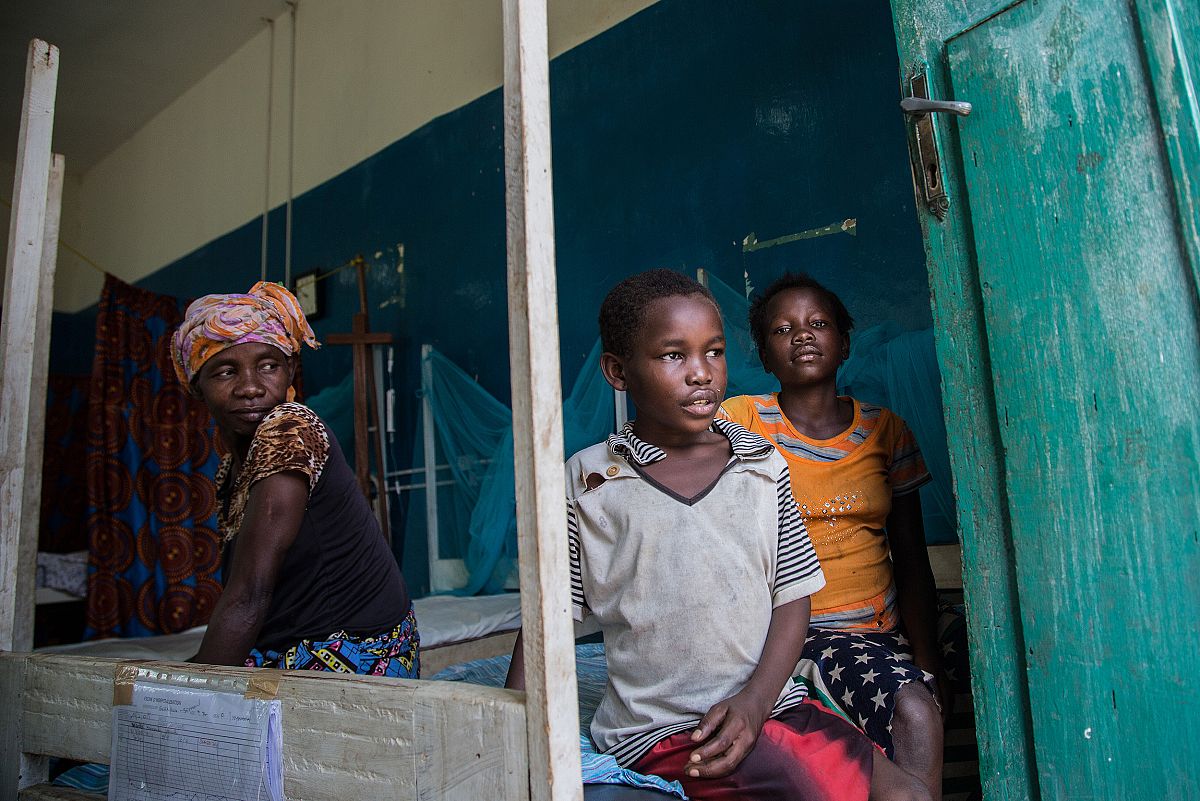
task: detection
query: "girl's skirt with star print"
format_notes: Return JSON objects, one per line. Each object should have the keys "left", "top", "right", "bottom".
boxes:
{"left": 799, "top": 626, "right": 935, "bottom": 758}
{"left": 245, "top": 604, "right": 419, "bottom": 677}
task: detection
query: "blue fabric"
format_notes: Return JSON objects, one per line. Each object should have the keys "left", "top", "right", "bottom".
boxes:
{"left": 52, "top": 762, "right": 109, "bottom": 794}
{"left": 305, "top": 373, "right": 356, "bottom": 459}
{"left": 246, "top": 604, "right": 420, "bottom": 678}
{"left": 578, "top": 736, "right": 686, "bottom": 798}
{"left": 434, "top": 644, "right": 686, "bottom": 798}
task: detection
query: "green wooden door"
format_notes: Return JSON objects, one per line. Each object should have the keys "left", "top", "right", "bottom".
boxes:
{"left": 891, "top": 0, "right": 1200, "bottom": 798}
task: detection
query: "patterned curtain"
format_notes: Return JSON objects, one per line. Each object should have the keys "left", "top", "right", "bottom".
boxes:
{"left": 85, "top": 275, "right": 222, "bottom": 639}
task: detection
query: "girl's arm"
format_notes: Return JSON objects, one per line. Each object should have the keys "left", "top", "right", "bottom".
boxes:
{"left": 686, "top": 596, "right": 810, "bottom": 778}
{"left": 192, "top": 471, "right": 308, "bottom": 666}
{"left": 888, "top": 490, "right": 947, "bottom": 710}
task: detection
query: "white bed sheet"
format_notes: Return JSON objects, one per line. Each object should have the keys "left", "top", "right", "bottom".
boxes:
{"left": 37, "top": 593, "right": 524, "bottom": 660}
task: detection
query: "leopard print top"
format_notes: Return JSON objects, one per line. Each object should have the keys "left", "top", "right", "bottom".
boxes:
{"left": 215, "top": 402, "right": 330, "bottom": 544}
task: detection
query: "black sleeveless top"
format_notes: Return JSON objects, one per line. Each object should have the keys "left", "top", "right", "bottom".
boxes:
{"left": 217, "top": 403, "right": 410, "bottom": 653}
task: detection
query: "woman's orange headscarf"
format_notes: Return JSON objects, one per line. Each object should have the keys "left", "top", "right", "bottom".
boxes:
{"left": 171, "top": 281, "right": 319, "bottom": 386}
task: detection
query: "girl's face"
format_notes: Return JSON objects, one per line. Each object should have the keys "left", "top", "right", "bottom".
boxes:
{"left": 601, "top": 294, "right": 727, "bottom": 445}
{"left": 195, "top": 341, "right": 295, "bottom": 447}
{"left": 760, "top": 287, "right": 849, "bottom": 389}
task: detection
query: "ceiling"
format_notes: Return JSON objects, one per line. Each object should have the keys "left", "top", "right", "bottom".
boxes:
{"left": 0, "top": 0, "right": 287, "bottom": 176}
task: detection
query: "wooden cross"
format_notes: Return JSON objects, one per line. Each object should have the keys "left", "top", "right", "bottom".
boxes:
{"left": 325, "top": 256, "right": 393, "bottom": 544}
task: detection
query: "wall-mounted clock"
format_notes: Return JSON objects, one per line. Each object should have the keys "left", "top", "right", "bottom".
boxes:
{"left": 294, "top": 269, "right": 322, "bottom": 320}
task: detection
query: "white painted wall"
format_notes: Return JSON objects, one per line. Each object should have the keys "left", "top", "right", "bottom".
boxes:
{"left": 52, "top": 0, "right": 657, "bottom": 312}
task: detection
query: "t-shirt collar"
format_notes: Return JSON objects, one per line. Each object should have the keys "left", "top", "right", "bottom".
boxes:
{"left": 606, "top": 418, "right": 774, "bottom": 465}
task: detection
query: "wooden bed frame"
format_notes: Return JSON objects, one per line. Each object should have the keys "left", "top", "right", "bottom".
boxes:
{"left": 0, "top": 4, "right": 582, "bottom": 797}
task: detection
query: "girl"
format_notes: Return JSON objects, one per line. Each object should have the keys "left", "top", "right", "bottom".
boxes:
{"left": 720, "top": 273, "right": 946, "bottom": 796}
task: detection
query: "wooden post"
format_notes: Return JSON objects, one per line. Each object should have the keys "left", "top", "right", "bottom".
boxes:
{"left": 0, "top": 39, "right": 58, "bottom": 797}
{"left": 420, "top": 344, "right": 444, "bottom": 589}
{"left": 502, "top": 2, "right": 582, "bottom": 800}
{"left": 15, "top": 154, "right": 64, "bottom": 652}
{"left": 0, "top": 39, "right": 59, "bottom": 656}
{"left": 326, "top": 257, "right": 394, "bottom": 543}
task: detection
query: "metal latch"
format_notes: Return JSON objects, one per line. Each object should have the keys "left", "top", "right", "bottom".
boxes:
{"left": 902, "top": 69, "right": 971, "bottom": 221}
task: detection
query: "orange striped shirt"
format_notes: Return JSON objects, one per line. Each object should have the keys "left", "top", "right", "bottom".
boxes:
{"left": 719, "top": 394, "right": 930, "bottom": 623}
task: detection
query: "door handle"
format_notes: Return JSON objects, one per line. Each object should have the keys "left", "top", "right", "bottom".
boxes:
{"left": 902, "top": 69, "right": 962, "bottom": 221}
{"left": 900, "top": 97, "right": 973, "bottom": 117}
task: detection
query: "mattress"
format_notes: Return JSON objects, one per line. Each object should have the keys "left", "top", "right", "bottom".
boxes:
{"left": 38, "top": 592, "right": 523, "bottom": 659}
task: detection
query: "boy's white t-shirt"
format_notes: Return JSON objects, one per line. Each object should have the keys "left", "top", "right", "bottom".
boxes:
{"left": 566, "top": 419, "right": 826, "bottom": 766}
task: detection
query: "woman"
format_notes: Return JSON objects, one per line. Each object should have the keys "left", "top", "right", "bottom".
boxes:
{"left": 173, "top": 281, "right": 417, "bottom": 676}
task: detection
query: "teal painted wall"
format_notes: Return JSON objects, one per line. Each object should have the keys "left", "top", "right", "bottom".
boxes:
{"left": 52, "top": 0, "right": 930, "bottom": 584}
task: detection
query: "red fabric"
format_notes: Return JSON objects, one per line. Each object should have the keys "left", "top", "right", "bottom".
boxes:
{"left": 632, "top": 700, "right": 873, "bottom": 801}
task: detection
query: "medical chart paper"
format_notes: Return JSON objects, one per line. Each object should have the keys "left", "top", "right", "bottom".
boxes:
{"left": 109, "top": 681, "right": 283, "bottom": 801}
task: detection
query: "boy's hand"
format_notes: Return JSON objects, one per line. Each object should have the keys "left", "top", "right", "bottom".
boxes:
{"left": 685, "top": 689, "right": 771, "bottom": 778}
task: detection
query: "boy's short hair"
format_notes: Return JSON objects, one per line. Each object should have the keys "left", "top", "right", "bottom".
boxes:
{"left": 599, "top": 269, "right": 719, "bottom": 358}
{"left": 748, "top": 272, "right": 855, "bottom": 358}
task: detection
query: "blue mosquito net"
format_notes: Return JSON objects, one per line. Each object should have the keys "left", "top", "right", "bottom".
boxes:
{"left": 305, "top": 373, "right": 356, "bottom": 458}
{"left": 406, "top": 273, "right": 957, "bottom": 596}
{"left": 407, "top": 340, "right": 615, "bottom": 595}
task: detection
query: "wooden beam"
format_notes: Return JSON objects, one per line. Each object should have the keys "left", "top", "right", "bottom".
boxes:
{"left": 1, "top": 649, "right": 47, "bottom": 792}
{"left": 420, "top": 630, "right": 519, "bottom": 679}
{"left": 501, "top": 2, "right": 582, "bottom": 800}
{"left": 19, "top": 784, "right": 98, "bottom": 801}
{"left": 927, "top": 542, "right": 963, "bottom": 591}
{"left": 8, "top": 653, "right": 528, "bottom": 799}
{"left": 0, "top": 39, "right": 59, "bottom": 655}
{"left": 14, "top": 154, "right": 64, "bottom": 654}
{"left": 1130, "top": 0, "right": 1200, "bottom": 295}
{"left": 325, "top": 332, "right": 394, "bottom": 346}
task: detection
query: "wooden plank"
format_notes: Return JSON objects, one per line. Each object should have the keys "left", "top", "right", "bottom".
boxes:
{"left": 0, "top": 39, "right": 58, "bottom": 655}
{"left": 421, "top": 344, "right": 445, "bottom": 590}
{"left": 1131, "top": 0, "right": 1200, "bottom": 295}
{"left": 14, "top": 154, "right": 64, "bottom": 654}
{"left": 10, "top": 653, "right": 530, "bottom": 799}
{"left": 1, "top": 648, "right": 48, "bottom": 792}
{"left": 22, "top": 654, "right": 113, "bottom": 763}
{"left": 19, "top": 785, "right": 99, "bottom": 801}
{"left": 414, "top": 679, "right": 528, "bottom": 801}
{"left": 887, "top": 6, "right": 1040, "bottom": 800}
{"left": 927, "top": 543, "right": 963, "bottom": 590}
{"left": 420, "top": 630, "right": 519, "bottom": 678}
{"left": 501, "top": 1, "right": 582, "bottom": 800}
{"left": 948, "top": 1, "right": 1200, "bottom": 794}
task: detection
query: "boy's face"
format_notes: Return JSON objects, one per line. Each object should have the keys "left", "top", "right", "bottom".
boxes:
{"left": 601, "top": 294, "right": 727, "bottom": 443}
{"left": 759, "top": 287, "right": 849, "bottom": 387}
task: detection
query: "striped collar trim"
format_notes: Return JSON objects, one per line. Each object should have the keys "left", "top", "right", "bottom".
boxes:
{"left": 606, "top": 418, "right": 774, "bottom": 465}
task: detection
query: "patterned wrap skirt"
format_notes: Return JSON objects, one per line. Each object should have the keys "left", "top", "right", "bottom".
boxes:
{"left": 245, "top": 604, "right": 419, "bottom": 678}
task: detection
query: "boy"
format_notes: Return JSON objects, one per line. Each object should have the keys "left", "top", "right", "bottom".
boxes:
{"left": 507, "top": 269, "right": 928, "bottom": 801}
